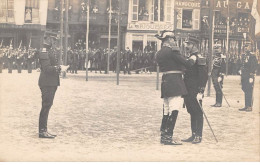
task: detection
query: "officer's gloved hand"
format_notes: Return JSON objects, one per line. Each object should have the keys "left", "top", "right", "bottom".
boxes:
{"left": 249, "top": 78, "right": 254, "bottom": 83}
{"left": 217, "top": 76, "right": 222, "bottom": 82}
{"left": 238, "top": 70, "right": 241, "bottom": 75}
{"left": 197, "top": 93, "right": 204, "bottom": 101}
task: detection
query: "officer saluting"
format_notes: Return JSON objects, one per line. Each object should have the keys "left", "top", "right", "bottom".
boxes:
{"left": 239, "top": 42, "right": 258, "bottom": 112}
{"left": 155, "top": 31, "right": 195, "bottom": 145}
{"left": 211, "top": 43, "right": 226, "bottom": 107}
{"left": 38, "top": 31, "right": 61, "bottom": 138}
{"left": 181, "top": 36, "right": 208, "bottom": 144}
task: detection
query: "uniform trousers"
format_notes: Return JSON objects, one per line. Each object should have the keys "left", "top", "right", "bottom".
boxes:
{"left": 39, "top": 86, "right": 57, "bottom": 133}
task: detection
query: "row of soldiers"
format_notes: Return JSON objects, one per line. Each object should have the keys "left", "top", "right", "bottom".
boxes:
{"left": 66, "top": 47, "right": 157, "bottom": 74}
{"left": 0, "top": 46, "right": 38, "bottom": 73}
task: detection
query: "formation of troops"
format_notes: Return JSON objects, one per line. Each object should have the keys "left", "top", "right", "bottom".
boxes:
{"left": 66, "top": 46, "right": 157, "bottom": 74}
{"left": 0, "top": 46, "right": 38, "bottom": 74}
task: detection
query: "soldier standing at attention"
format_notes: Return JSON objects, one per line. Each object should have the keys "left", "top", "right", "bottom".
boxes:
{"left": 181, "top": 36, "right": 208, "bottom": 144}
{"left": 7, "top": 46, "right": 14, "bottom": 73}
{"left": 211, "top": 44, "right": 226, "bottom": 107}
{"left": 238, "top": 43, "right": 258, "bottom": 112}
{"left": 155, "top": 31, "right": 195, "bottom": 145}
{"left": 38, "top": 32, "right": 61, "bottom": 138}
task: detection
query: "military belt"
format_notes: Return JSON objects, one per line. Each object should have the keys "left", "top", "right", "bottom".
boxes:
{"left": 163, "top": 71, "right": 183, "bottom": 74}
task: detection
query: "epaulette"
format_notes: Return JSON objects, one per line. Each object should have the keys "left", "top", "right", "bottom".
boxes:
{"left": 197, "top": 54, "right": 206, "bottom": 65}
{"left": 39, "top": 51, "right": 49, "bottom": 60}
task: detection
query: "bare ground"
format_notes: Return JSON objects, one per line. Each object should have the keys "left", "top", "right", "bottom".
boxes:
{"left": 0, "top": 70, "right": 259, "bottom": 162}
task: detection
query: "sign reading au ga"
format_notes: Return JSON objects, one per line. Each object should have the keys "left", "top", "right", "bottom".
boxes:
{"left": 215, "top": 0, "right": 251, "bottom": 10}
{"left": 128, "top": 23, "right": 173, "bottom": 31}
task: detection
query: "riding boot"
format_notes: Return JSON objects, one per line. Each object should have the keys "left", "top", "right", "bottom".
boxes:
{"left": 162, "top": 110, "right": 182, "bottom": 145}
{"left": 160, "top": 114, "right": 168, "bottom": 144}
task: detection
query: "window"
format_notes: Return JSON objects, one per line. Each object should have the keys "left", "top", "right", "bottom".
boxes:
{"left": 132, "top": 0, "right": 138, "bottom": 21}
{"left": 138, "top": 0, "right": 149, "bottom": 21}
{"left": 165, "top": 0, "right": 171, "bottom": 22}
{"left": 182, "top": 10, "right": 192, "bottom": 28}
{"left": 25, "top": 0, "right": 40, "bottom": 23}
{"left": 0, "top": 0, "right": 14, "bottom": 23}
{"left": 176, "top": 8, "right": 200, "bottom": 30}
{"left": 131, "top": 0, "right": 171, "bottom": 22}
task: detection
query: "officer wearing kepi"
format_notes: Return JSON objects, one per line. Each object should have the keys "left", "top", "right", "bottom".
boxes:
{"left": 155, "top": 31, "right": 195, "bottom": 145}
{"left": 181, "top": 36, "right": 208, "bottom": 144}
{"left": 211, "top": 43, "right": 226, "bottom": 107}
{"left": 38, "top": 31, "right": 61, "bottom": 138}
{"left": 238, "top": 42, "right": 258, "bottom": 112}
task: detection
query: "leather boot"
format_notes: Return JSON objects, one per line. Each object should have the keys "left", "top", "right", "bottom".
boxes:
{"left": 161, "top": 110, "right": 182, "bottom": 145}
{"left": 192, "top": 135, "right": 202, "bottom": 144}
{"left": 39, "top": 132, "right": 56, "bottom": 139}
{"left": 239, "top": 107, "right": 248, "bottom": 111}
{"left": 160, "top": 114, "right": 169, "bottom": 132}
{"left": 160, "top": 114, "right": 168, "bottom": 144}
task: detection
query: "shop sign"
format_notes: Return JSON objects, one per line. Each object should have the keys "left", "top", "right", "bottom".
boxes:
{"left": 214, "top": 24, "right": 227, "bottom": 34}
{"left": 128, "top": 22, "right": 173, "bottom": 31}
{"left": 175, "top": 0, "right": 201, "bottom": 8}
{"left": 215, "top": 0, "right": 252, "bottom": 10}
{"left": 237, "top": 27, "right": 249, "bottom": 33}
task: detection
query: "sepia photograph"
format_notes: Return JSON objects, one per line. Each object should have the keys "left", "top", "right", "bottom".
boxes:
{"left": 0, "top": 0, "right": 259, "bottom": 162}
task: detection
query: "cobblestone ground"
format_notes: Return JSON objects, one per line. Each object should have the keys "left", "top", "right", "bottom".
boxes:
{"left": 0, "top": 70, "right": 259, "bottom": 162}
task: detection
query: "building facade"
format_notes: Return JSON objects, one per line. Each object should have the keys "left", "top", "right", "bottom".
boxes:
{"left": 0, "top": 0, "right": 48, "bottom": 49}
{"left": 125, "top": 0, "right": 174, "bottom": 52}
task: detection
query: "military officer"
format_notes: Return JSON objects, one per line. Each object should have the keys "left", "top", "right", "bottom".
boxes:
{"left": 155, "top": 31, "right": 195, "bottom": 145}
{"left": 27, "top": 48, "right": 35, "bottom": 73}
{"left": 181, "top": 36, "right": 208, "bottom": 144}
{"left": 38, "top": 32, "right": 61, "bottom": 138}
{"left": 211, "top": 44, "right": 226, "bottom": 107}
{"left": 0, "top": 48, "right": 4, "bottom": 73}
{"left": 238, "top": 43, "right": 258, "bottom": 112}
{"left": 16, "top": 49, "right": 24, "bottom": 73}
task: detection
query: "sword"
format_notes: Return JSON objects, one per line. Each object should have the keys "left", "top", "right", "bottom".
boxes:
{"left": 198, "top": 99, "right": 218, "bottom": 143}
{"left": 218, "top": 81, "right": 230, "bottom": 107}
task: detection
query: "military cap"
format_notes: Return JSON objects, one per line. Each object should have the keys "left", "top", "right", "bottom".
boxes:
{"left": 155, "top": 30, "right": 176, "bottom": 41}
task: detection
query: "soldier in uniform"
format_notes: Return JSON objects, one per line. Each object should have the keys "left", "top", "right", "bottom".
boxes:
{"left": 72, "top": 50, "right": 79, "bottom": 74}
{"left": 16, "top": 49, "right": 24, "bottom": 73}
{"left": 238, "top": 43, "right": 258, "bottom": 112}
{"left": 211, "top": 44, "right": 226, "bottom": 107}
{"left": 38, "top": 32, "right": 61, "bottom": 138}
{"left": 181, "top": 36, "right": 208, "bottom": 144}
{"left": 27, "top": 48, "right": 35, "bottom": 73}
{"left": 155, "top": 31, "right": 195, "bottom": 145}
{"left": 0, "top": 48, "right": 4, "bottom": 73}
{"left": 7, "top": 46, "right": 15, "bottom": 73}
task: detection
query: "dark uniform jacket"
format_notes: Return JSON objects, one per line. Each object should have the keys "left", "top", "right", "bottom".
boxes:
{"left": 212, "top": 53, "right": 226, "bottom": 74}
{"left": 241, "top": 52, "right": 258, "bottom": 78}
{"left": 184, "top": 52, "right": 208, "bottom": 96}
{"left": 38, "top": 49, "right": 60, "bottom": 87}
{"left": 156, "top": 46, "right": 194, "bottom": 98}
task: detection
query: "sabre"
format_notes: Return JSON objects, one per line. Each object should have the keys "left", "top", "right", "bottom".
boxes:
{"left": 198, "top": 99, "right": 218, "bottom": 143}
{"left": 218, "top": 82, "right": 230, "bottom": 107}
